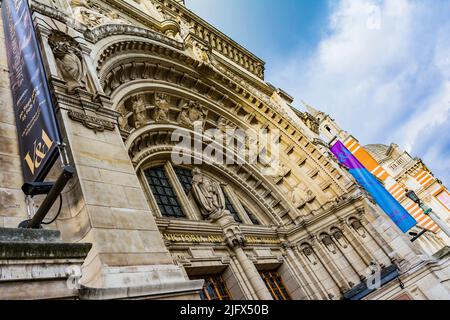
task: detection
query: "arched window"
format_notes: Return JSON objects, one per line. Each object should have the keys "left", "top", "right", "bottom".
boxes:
{"left": 142, "top": 162, "right": 265, "bottom": 225}
{"left": 144, "top": 167, "right": 185, "bottom": 218}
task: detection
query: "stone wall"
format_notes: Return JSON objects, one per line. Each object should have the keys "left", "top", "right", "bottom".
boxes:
{"left": 0, "top": 8, "right": 27, "bottom": 229}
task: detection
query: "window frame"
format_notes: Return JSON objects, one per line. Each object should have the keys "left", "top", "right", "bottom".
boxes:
{"left": 260, "top": 270, "right": 291, "bottom": 300}
{"left": 140, "top": 161, "right": 266, "bottom": 224}
{"left": 141, "top": 163, "right": 188, "bottom": 219}
{"left": 191, "top": 274, "right": 232, "bottom": 301}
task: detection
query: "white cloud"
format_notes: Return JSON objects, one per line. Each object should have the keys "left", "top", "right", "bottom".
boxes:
{"left": 269, "top": 0, "right": 450, "bottom": 185}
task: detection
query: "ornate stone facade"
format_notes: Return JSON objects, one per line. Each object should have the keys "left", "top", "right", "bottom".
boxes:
{"left": 0, "top": 0, "right": 449, "bottom": 300}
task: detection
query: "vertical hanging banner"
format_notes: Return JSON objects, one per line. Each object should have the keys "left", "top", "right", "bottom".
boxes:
{"left": 331, "top": 140, "right": 416, "bottom": 233}
{"left": 2, "top": 0, "right": 61, "bottom": 183}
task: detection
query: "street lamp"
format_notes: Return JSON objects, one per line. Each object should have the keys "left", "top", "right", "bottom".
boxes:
{"left": 405, "top": 189, "right": 450, "bottom": 239}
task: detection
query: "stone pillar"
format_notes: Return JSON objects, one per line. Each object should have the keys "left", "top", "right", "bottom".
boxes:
{"left": 234, "top": 246, "right": 273, "bottom": 300}
{"left": 216, "top": 215, "right": 273, "bottom": 300}
{"left": 311, "top": 236, "right": 351, "bottom": 293}
{"left": 292, "top": 246, "right": 330, "bottom": 299}
{"left": 341, "top": 222, "right": 373, "bottom": 266}
{"left": 229, "top": 253, "right": 258, "bottom": 299}
{"left": 282, "top": 243, "right": 316, "bottom": 300}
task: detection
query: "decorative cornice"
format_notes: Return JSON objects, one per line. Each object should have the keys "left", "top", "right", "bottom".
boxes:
{"left": 152, "top": 0, "right": 265, "bottom": 79}
{"left": 85, "top": 24, "right": 184, "bottom": 49}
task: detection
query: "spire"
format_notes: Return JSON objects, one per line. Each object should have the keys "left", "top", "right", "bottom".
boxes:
{"left": 301, "top": 100, "right": 322, "bottom": 117}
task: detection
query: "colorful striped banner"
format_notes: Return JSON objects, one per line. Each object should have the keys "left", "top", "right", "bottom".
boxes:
{"left": 343, "top": 138, "right": 440, "bottom": 233}
{"left": 331, "top": 141, "right": 416, "bottom": 233}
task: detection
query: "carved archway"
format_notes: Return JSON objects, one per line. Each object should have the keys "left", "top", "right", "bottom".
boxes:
{"left": 94, "top": 37, "right": 350, "bottom": 227}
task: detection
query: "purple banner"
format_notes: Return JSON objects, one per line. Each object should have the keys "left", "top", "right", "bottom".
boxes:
{"left": 331, "top": 141, "right": 416, "bottom": 233}
{"left": 2, "top": 0, "right": 61, "bottom": 182}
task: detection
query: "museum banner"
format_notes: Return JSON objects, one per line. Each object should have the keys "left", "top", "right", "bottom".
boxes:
{"left": 331, "top": 140, "right": 416, "bottom": 233}
{"left": 2, "top": 0, "right": 61, "bottom": 183}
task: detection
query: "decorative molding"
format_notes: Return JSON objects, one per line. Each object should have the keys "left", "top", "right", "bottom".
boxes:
{"left": 86, "top": 24, "right": 184, "bottom": 48}
{"left": 68, "top": 110, "right": 116, "bottom": 133}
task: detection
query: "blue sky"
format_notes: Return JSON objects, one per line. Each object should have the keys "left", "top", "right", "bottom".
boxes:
{"left": 186, "top": 0, "right": 450, "bottom": 186}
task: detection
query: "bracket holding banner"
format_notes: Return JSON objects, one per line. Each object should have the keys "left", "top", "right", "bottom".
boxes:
{"left": 18, "top": 166, "right": 75, "bottom": 229}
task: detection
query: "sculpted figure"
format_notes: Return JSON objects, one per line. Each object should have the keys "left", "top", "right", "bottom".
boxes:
{"left": 191, "top": 41, "right": 211, "bottom": 69}
{"left": 191, "top": 168, "right": 227, "bottom": 220}
{"left": 178, "top": 101, "right": 205, "bottom": 128}
{"left": 269, "top": 159, "right": 289, "bottom": 178}
{"left": 153, "top": 93, "right": 170, "bottom": 122}
{"left": 290, "top": 184, "right": 315, "bottom": 208}
{"left": 79, "top": 8, "right": 104, "bottom": 28}
{"left": 291, "top": 186, "right": 306, "bottom": 208}
{"left": 132, "top": 95, "right": 147, "bottom": 128}
{"left": 48, "top": 31, "right": 85, "bottom": 94}
{"left": 71, "top": 0, "right": 126, "bottom": 27}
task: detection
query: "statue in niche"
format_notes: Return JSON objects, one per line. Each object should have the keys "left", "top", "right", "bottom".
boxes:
{"left": 191, "top": 167, "right": 229, "bottom": 220}
{"left": 302, "top": 245, "right": 318, "bottom": 265}
{"left": 215, "top": 116, "right": 236, "bottom": 141}
{"left": 132, "top": 95, "right": 148, "bottom": 128}
{"left": 118, "top": 114, "right": 127, "bottom": 131}
{"left": 117, "top": 105, "right": 130, "bottom": 131}
{"left": 153, "top": 93, "right": 170, "bottom": 122}
{"left": 216, "top": 116, "right": 228, "bottom": 132}
{"left": 332, "top": 229, "right": 348, "bottom": 248}
{"left": 217, "top": 116, "right": 236, "bottom": 132}
{"left": 48, "top": 31, "right": 86, "bottom": 94}
{"left": 178, "top": 100, "right": 206, "bottom": 128}
{"left": 321, "top": 234, "right": 337, "bottom": 254}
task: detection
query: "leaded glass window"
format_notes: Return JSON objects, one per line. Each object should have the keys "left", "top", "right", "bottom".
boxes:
{"left": 243, "top": 205, "right": 260, "bottom": 225}
{"left": 260, "top": 271, "right": 291, "bottom": 300}
{"left": 174, "top": 166, "right": 194, "bottom": 193}
{"left": 144, "top": 167, "right": 185, "bottom": 218}
{"left": 223, "top": 192, "right": 242, "bottom": 223}
{"left": 192, "top": 275, "right": 232, "bottom": 300}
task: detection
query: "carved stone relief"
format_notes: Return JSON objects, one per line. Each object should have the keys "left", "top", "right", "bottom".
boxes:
{"left": 191, "top": 167, "right": 230, "bottom": 221}
{"left": 48, "top": 31, "right": 86, "bottom": 94}
{"left": 70, "top": 0, "right": 128, "bottom": 28}
{"left": 301, "top": 244, "right": 318, "bottom": 265}
{"left": 178, "top": 100, "right": 206, "bottom": 128}
{"left": 131, "top": 95, "right": 149, "bottom": 128}
{"left": 153, "top": 93, "right": 171, "bottom": 122}
{"left": 68, "top": 110, "right": 116, "bottom": 133}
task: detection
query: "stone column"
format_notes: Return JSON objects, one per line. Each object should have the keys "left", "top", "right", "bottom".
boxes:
{"left": 234, "top": 246, "right": 273, "bottom": 300}
{"left": 341, "top": 222, "right": 373, "bottom": 266}
{"left": 311, "top": 236, "right": 351, "bottom": 292}
{"left": 216, "top": 215, "right": 273, "bottom": 300}
{"left": 282, "top": 243, "right": 316, "bottom": 300}
{"left": 292, "top": 246, "right": 329, "bottom": 300}
{"left": 229, "top": 253, "right": 258, "bottom": 299}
